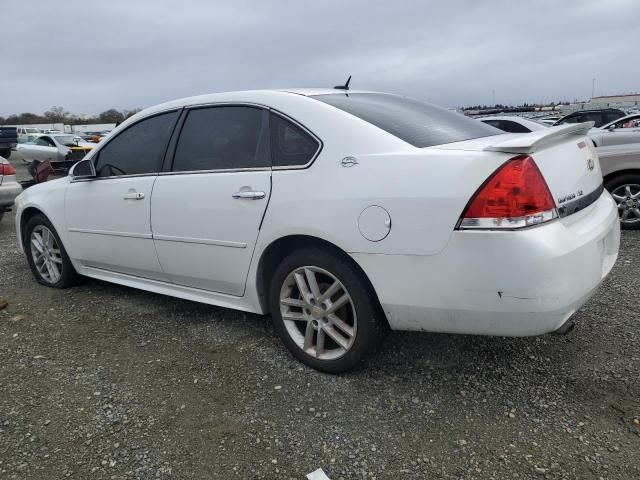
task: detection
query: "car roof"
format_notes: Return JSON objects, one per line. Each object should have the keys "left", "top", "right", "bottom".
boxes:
{"left": 563, "top": 108, "right": 625, "bottom": 117}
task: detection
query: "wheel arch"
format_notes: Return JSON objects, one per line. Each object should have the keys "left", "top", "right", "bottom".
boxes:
{"left": 603, "top": 169, "right": 640, "bottom": 186}
{"left": 19, "top": 206, "right": 47, "bottom": 247}
{"left": 255, "top": 234, "right": 387, "bottom": 325}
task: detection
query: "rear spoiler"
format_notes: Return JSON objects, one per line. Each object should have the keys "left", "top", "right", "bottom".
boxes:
{"left": 484, "top": 122, "right": 594, "bottom": 154}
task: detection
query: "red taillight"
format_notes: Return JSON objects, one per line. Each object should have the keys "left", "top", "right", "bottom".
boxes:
{"left": 459, "top": 155, "right": 557, "bottom": 229}
{"left": 0, "top": 163, "right": 16, "bottom": 176}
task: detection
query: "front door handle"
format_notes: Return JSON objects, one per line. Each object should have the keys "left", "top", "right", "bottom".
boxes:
{"left": 123, "top": 192, "right": 145, "bottom": 200}
{"left": 232, "top": 190, "right": 266, "bottom": 200}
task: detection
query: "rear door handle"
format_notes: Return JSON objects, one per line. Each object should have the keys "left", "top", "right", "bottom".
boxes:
{"left": 232, "top": 190, "right": 266, "bottom": 200}
{"left": 123, "top": 192, "right": 145, "bottom": 200}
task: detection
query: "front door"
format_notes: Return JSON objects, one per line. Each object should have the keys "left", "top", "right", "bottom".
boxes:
{"left": 600, "top": 115, "right": 640, "bottom": 147}
{"left": 151, "top": 106, "right": 271, "bottom": 296}
{"left": 65, "top": 110, "right": 180, "bottom": 280}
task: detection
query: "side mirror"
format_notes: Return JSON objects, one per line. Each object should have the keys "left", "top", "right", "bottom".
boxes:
{"left": 71, "top": 158, "right": 96, "bottom": 179}
{"left": 608, "top": 124, "right": 616, "bottom": 132}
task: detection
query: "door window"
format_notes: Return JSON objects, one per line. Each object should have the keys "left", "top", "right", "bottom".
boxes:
{"left": 270, "top": 113, "right": 320, "bottom": 166}
{"left": 94, "top": 110, "right": 179, "bottom": 177}
{"left": 172, "top": 106, "right": 269, "bottom": 171}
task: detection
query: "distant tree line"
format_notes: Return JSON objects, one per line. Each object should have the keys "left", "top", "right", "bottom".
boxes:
{"left": 463, "top": 101, "right": 572, "bottom": 111}
{"left": 0, "top": 106, "right": 142, "bottom": 125}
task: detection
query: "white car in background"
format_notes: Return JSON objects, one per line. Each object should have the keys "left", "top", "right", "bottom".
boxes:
{"left": 0, "top": 156, "right": 23, "bottom": 222}
{"left": 17, "top": 133, "right": 94, "bottom": 164}
{"left": 14, "top": 89, "right": 620, "bottom": 372}
{"left": 589, "top": 113, "right": 640, "bottom": 147}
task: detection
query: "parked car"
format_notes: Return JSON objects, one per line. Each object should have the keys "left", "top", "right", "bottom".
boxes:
{"left": 538, "top": 116, "right": 561, "bottom": 125}
{"left": 589, "top": 113, "right": 640, "bottom": 147}
{"left": 0, "top": 156, "right": 23, "bottom": 222}
{"left": 16, "top": 134, "right": 94, "bottom": 175}
{"left": 478, "top": 116, "right": 549, "bottom": 133}
{"left": 597, "top": 142, "right": 640, "bottom": 229}
{"left": 0, "top": 126, "right": 18, "bottom": 158}
{"left": 14, "top": 89, "right": 620, "bottom": 372}
{"left": 553, "top": 108, "right": 625, "bottom": 128}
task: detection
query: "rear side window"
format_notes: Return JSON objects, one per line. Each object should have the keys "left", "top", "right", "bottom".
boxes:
{"left": 172, "top": 106, "right": 269, "bottom": 171}
{"left": 312, "top": 93, "right": 500, "bottom": 148}
{"left": 270, "top": 113, "right": 320, "bottom": 167}
{"left": 94, "top": 111, "right": 178, "bottom": 177}
{"left": 604, "top": 111, "right": 624, "bottom": 124}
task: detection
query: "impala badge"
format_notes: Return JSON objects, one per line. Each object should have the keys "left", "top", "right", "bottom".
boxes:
{"left": 341, "top": 156, "right": 358, "bottom": 167}
{"left": 587, "top": 158, "right": 595, "bottom": 171}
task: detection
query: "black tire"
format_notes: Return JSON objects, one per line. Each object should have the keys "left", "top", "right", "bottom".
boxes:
{"left": 24, "top": 214, "right": 79, "bottom": 288}
{"left": 0, "top": 148, "right": 11, "bottom": 159}
{"left": 269, "top": 248, "right": 385, "bottom": 373}
{"left": 605, "top": 173, "right": 640, "bottom": 230}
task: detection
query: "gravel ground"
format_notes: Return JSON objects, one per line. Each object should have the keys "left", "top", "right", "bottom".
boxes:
{"left": 1, "top": 154, "right": 639, "bottom": 479}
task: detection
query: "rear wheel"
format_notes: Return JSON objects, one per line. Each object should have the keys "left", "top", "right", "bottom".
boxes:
{"left": 0, "top": 148, "right": 11, "bottom": 158}
{"left": 605, "top": 173, "right": 640, "bottom": 230}
{"left": 24, "top": 214, "right": 78, "bottom": 288}
{"left": 270, "top": 248, "right": 384, "bottom": 373}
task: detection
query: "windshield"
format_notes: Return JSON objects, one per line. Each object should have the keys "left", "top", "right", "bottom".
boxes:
{"left": 54, "top": 135, "right": 82, "bottom": 146}
{"left": 311, "top": 92, "right": 501, "bottom": 148}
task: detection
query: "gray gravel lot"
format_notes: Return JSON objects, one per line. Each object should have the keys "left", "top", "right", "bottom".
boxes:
{"left": 0, "top": 154, "right": 638, "bottom": 479}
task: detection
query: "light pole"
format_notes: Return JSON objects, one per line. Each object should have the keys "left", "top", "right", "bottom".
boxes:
{"left": 591, "top": 78, "right": 595, "bottom": 100}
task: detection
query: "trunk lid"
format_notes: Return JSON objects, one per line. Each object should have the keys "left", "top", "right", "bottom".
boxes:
{"left": 435, "top": 123, "right": 603, "bottom": 216}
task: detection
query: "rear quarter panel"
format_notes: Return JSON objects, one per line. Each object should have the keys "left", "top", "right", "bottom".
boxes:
{"left": 258, "top": 147, "right": 508, "bottom": 256}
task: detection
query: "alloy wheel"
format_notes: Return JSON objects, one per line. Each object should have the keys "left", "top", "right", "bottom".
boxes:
{"left": 279, "top": 266, "right": 357, "bottom": 360}
{"left": 30, "top": 225, "right": 63, "bottom": 284}
{"left": 611, "top": 184, "right": 640, "bottom": 226}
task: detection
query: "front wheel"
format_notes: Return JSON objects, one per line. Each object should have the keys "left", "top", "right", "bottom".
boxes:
{"left": 270, "top": 248, "right": 384, "bottom": 373}
{"left": 605, "top": 173, "right": 640, "bottom": 230}
{"left": 24, "top": 214, "right": 78, "bottom": 288}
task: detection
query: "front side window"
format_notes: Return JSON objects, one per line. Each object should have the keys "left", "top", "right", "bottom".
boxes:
{"left": 94, "top": 110, "right": 178, "bottom": 177}
{"left": 172, "top": 106, "right": 268, "bottom": 172}
{"left": 312, "top": 93, "right": 500, "bottom": 148}
{"left": 270, "top": 113, "right": 319, "bottom": 167}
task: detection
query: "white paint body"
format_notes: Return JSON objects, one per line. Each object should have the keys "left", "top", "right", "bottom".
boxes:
{"left": 589, "top": 113, "right": 640, "bottom": 147}
{"left": 14, "top": 89, "right": 620, "bottom": 336}
{"left": 16, "top": 133, "right": 93, "bottom": 163}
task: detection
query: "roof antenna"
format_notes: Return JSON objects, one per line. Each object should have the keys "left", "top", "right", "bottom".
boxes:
{"left": 334, "top": 75, "right": 351, "bottom": 91}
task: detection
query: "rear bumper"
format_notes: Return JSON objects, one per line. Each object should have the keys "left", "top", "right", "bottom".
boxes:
{"left": 0, "top": 178, "right": 23, "bottom": 208}
{"left": 351, "top": 191, "right": 620, "bottom": 336}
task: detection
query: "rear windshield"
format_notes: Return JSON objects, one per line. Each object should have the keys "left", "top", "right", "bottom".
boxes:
{"left": 311, "top": 92, "right": 501, "bottom": 148}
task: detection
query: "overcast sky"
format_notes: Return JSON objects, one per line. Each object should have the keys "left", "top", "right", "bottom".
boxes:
{"left": 2, "top": 0, "right": 639, "bottom": 116}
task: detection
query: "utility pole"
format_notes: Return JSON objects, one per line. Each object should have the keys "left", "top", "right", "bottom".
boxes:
{"left": 591, "top": 78, "right": 595, "bottom": 100}
{"left": 492, "top": 90, "right": 495, "bottom": 106}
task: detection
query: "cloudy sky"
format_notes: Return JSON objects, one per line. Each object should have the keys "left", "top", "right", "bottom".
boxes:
{"left": 2, "top": 0, "right": 639, "bottom": 117}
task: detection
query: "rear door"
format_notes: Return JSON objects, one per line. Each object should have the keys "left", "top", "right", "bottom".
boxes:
{"left": 151, "top": 105, "right": 272, "bottom": 296}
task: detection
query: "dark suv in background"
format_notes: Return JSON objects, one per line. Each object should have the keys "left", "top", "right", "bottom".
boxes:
{"left": 553, "top": 108, "right": 625, "bottom": 128}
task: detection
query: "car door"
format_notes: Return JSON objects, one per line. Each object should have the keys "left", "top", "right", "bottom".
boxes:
{"left": 600, "top": 115, "right": 640, "bottom": 147}
{"left": 65, "top": 110, "right": 180, "bottom": 280}
{"left": 150, "top": 105, "right": 272, "bottom": 296}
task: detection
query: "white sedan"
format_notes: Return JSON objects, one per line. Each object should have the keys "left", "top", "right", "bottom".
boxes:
{"left": 17, "top": 133, "right": 94, "bottom": 164}
{"left": 14, "top": 89, "right": 620, "bottom": 372}
{"left": 589, "top": 113, "right": 640, "bottom": 147}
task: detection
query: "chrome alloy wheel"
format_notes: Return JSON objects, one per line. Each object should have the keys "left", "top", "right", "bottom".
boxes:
{"left": 30, "top": 225, "right": 63, "bottom": 284}
{"left": 279, "top": 266, "right": 357, "bottom": 360}
{"left": 611, "top": 184, "right": 640, "bottom": 226}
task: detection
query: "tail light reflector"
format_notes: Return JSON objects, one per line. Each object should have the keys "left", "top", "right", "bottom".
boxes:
{"left": 458, "top": 155, "right": 557, "bottom": 229}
